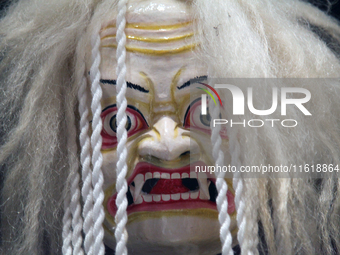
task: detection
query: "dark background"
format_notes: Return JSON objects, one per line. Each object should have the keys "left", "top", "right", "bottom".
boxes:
{"left": 311, "top": 0, "right": 340, "bottom": 20}
{"left": 0, "top": 0, "right": 340, "bottom": 20}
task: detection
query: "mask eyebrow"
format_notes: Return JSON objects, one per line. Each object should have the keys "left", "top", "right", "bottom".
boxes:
{"left": 100, "top": 79, "right": 149, "bottom": 93}
{"left": 177, "top": 75, "right": 208, "bottom": 90}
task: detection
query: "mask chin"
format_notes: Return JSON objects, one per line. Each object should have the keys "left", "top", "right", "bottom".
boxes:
{"left": 105, "top": 215, "right": 222, "bottom": 255}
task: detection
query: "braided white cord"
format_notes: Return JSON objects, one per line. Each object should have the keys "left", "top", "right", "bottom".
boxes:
{"left": 67, "top": 97, "right": 84, "bottom": 255}
{"left": 70, "top": 174, "right": 84, "bottom": 255}
{"left": 78, "top": 71, "right": 94, "bottom": 254}
{"left": 229, "top": 126, "right": 248, "bottom": 255}
{"left": 115, "top": 1, "right": 129, "bottom": 255}
{"left": 62, "top": 193, "right": 72, "bottom": 255}
{"left": 90, "top": 26, "right": 105, "bottom": 255}
{"left": 209, "top": 99, "right": 233, "bottom": 255}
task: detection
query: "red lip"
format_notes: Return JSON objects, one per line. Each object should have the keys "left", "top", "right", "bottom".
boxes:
{"left": 107, "top": 161, "right": 235, "bottom": 216}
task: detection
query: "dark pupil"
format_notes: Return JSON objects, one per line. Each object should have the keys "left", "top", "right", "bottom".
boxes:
{"left": 200, "top": 109, "right": 211, "bottom": 127}
{"left": 110, "top": 115, "right": 132, "bottom": 133}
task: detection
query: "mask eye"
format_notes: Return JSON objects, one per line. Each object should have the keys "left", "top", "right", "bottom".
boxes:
{"left": 183, "top": 98, "right": 212, "bottom": 133}
{"left": 108, "top": 115, "right": 131, "bottom": 133}
{"left": 183, "top": 98, "right": 227, "bottom": 138}
{"left": 199, "top": 112, "right": 211, "bottom": 127}
{"left": 100, "top": 104, "right": 148, "bottom": 150}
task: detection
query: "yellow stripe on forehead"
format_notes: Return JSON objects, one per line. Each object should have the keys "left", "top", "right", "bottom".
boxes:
{"left": 101, "top": 43, "right": 197, "bottom": 56}
{"left": 100, "top": 20, "right": 196, "bottom": 56}
{"left": 101, "top": 33, "right": 194, "bottom": 43}
{"left": 102, "top": 21, "right": 193, "bottom": 31}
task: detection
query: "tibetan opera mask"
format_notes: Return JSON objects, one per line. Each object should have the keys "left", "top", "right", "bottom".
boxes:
{"left": 86, "top": 0, "right": 237, "bottom": 254}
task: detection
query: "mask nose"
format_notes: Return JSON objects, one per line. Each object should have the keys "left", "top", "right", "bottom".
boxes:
{"left": 138, "top": 116, "right": 198, "bottom": 161}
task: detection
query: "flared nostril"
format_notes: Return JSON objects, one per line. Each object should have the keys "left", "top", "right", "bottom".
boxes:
{"left": 180, "top": 151, "right": 190, "bottom": 157}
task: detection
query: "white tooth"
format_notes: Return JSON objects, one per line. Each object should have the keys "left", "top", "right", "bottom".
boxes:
{"left": 143, "top": 195, "right": 152, "bottom": 203}
{"left": 197, "top": 171, "right": 207, "bottom": 179}
{"left": 153, "top": 195, "right": 161, "bottom": 202}
{"left": 190, "top": 191, "right": 199, "bottom": 199}
{"left": 130, "top": 185, "right": 135, "bottom": 193}
{"left": 198, "top": 177, "right": 210, "bottom": 200}
{"left": 171, "top": 173, "right": 180, "bottom": 179}
{"left": 190, "top": 171, "right": 197, "bottom": 178}
{"left": 199, "top": 190, "right": 209, "bottom": 200}
{"left": 171, "top": 193, "right": 181, "bottom": 200}
{"left": 133, "top": 174, "right": 144, "bottom": 201}
{"left": 161, "top": 173, "right": 170, "bottom": 179}
{"left": 135, "top": 195, "right": 143, "bottom": 204}
{"left": 153, "top": 172, "right": 161, "bottom": 179}
{"left": 145, "top": 172, "right": 152, "bottom": 180}
{"left": 162, "top": 194, "right": 170, "bottom": 201}
{"left": 181, "top": 193, "right": 189, "bottom": 200}
{"left": 182, "top": 173, "right": 189, "bottom": 178}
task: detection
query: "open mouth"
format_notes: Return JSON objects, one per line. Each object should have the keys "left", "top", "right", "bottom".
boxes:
{"left": 107, "top": 161, "right": 235, "bottom": 216}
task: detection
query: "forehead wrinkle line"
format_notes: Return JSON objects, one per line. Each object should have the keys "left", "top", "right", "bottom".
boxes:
{"left": 127, "top": 21, "right": 193, "bottom": 30}
{"left": 139, "top": 72, "right": 153, "bottom": 91}
{"left": 101, "top": 43, "right": 198, "bottom": 55}
{"left": 139, "top": 71, "right": 155, "bottom": 111}
{"left": 171, "top": 67, "right": 185, "bottom": 91}
{"left": 102, "top": 24, "right": 116, "bottom": 31}
{"left": 170, "top": 67, "right": 185, "bottom": 105}
{"left": 101, "top": 21, "right": 193, "bottom": 31}
{"left": 101, "top": 33, "right": 194, "bottom": 43}
{"left": 101, "top": 35, "right": 116, "bottom": 41}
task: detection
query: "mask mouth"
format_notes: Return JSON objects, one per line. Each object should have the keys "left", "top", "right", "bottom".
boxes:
{"left": 107, "top": 161, "right": 235, "bottom": 216}
{"left": 125, "top": 177, "right": 219, "bottom": 207}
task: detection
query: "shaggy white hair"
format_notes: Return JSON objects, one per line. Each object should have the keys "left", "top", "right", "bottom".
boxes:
{"left": 1, "top": 0, "right": 340, "bottom": 254}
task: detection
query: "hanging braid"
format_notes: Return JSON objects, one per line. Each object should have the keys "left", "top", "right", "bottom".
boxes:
{"left": 114, "top": 0, "right": 129, "bottom": 254}
{"left": 67, "top": 87, "right": 84, "bottom": 255}
{"left": 62, "top": 45, "right": 87, "bottom": 255}
{"left": 77, "top": 34, "right": 95, "bottom": 255}
{"left": 209, "top": 96, "right": 234, "bottom": 255}
{"left": 89, "top": 24, "right": 106, "bottom": 255}
{"left": 229, "top": 127, "right": 247, "bottom": 255}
